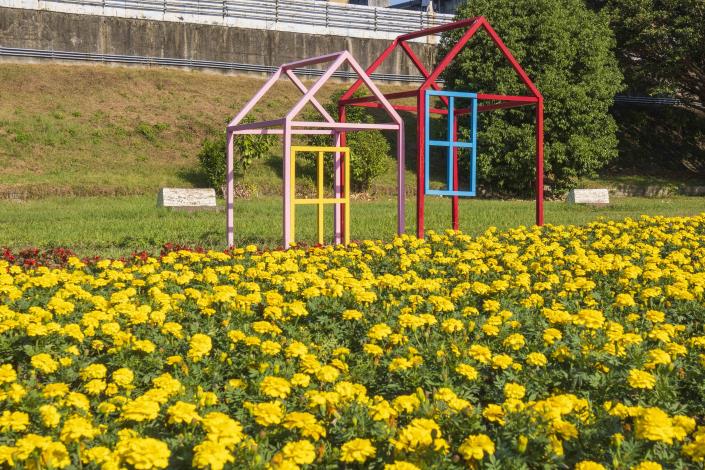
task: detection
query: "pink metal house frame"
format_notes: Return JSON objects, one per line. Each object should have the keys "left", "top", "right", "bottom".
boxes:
{"left": 339, "top": 16, "right": 544, "bottom": 239}
{"left": 226, "top": 51, "right": 405, "bottom": 248}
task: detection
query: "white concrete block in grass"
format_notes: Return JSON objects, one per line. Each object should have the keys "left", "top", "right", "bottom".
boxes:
{"left": 568, "top": 188, "right": 610, "bottom": 204}
{"left": 157, "top": 188, "right": 217, "bottom": 210}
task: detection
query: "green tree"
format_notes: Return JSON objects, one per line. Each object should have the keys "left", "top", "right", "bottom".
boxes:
{"left": 595, "top": 0, "right": 704, "bottom": 113}
{"left": 440, "top": 0, "right": 624, "bottom": 196}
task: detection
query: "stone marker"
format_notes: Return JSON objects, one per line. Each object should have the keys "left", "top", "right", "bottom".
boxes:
{"left": 157, "top": 188, "right": 217, "bottom": 210}
{"left": 568, "top": 188, "right": 609, "bottom": 204}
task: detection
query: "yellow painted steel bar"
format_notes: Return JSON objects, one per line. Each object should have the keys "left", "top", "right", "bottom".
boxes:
{"left": 317, "top": 150, "right": 324, "bottom": 245}
{"left": 288, "top": 145, "right": 351, "bottom": 246}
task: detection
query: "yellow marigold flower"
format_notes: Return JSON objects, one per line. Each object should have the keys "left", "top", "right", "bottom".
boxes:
{"left": 456, "top": 363, "right": 478, "bottom": 380}
{"left": 115, "top": 436, "right": 170, "bottom": 469}
{"left": 458, "top": 433, "right": 495, "bottom": 461}
{"left": 31, "top": 353, "right": 59, "bottom": 373}
{"left": 628, "top": 369, "right": 657, "bottom": 389}
{"left": 482, "top": 404, "right": 505, "bottom": 425}
{"left": 504, "top": 382, "right": 526, "bottom": 400}
{"left": 368, "top": 323, "right": 393, "bottom": 341}
{"left": 364, "top": 343, "right": 384, "bottom": 357}
{"left": 631, "top": 462, "right": 662, "bottom": 470}
{"left": 683, "top": 426, "right": 705, "bottom": 461}
{"left": 42, "top": 382, "right": 69, "bottom": 398}
{"left": 42, "top": 441, "right": 71, "bottom": 469}
{"left": 392, "top": 394, "right": 420, "bottom": 414}
{"left": 635, "top": 407, "right": 678, "bottom": 444}
{"left": 316, "top": 365, "right": 340, "bottom": 383}
{"left": 112, "top": 368, "right": 135, "bottom": 387}
{"left": 85, "top": 379, "right": 107, "bottom": 395}
{"left": 289, "top": 373, "right": 310, "bottom": 388}
{"left": 543, "top": 328, "right": 562, "bottom": 345}
{"left": 60, "top": 415, "right": 100, "bottom": 442}
{"left": 201, "top": 412, "right": 244, "bottom": 447}
{"left": 280, "top": 440, "right": 316, "bottom": 465}
{"left": 188, "top": 333, "right": 212, "bottom": 362}
{"left": 482, "top": 299, "right": 501, "bottom": 313}
{"left": 340, "top": 438, "right": 376, "bottom": 463}
{"left": 614, "top": 293, "right": 636, "bottom": 308}
{"left": 133, "top": 339, "right": 156, "bottom": 353}
{"left": 192, "top": 440, "right": 234, "bottom": 470}
{"left": 576, "top": 309, "right": 605, "bottom": 329}
{"left": 645, "top": 310, "right": 665, "bottom": 323}
{"left": 283, "top": 412, "right": 326, "bottom": 440}
{"left": 468, "top": 344, "right": 492, "bottom": 363}
{"left": 39, "top": 404, "right": 61, "bottom": 428}
{"left": 121, "top": 397, "right": 161, "bottom": 422}
{"left": 167, "top": 401, "right": 201, "bottom": 425}
{"left": 83, "top": 446, "right": 113, "bottom": 466}
{"left": 391, "top": 418, "right": 444, "bottom": 452}
{"left": 0, "top": 364, "right": 17, "bottom": 384}
{"left": 342, "top": 309, "right": 363, "bottom": 320}
{"left": 575, "top": 461, "right": 606, "bottom": 470}
{"left": 526, "top": 352, "right": 548, "bottom": 366}
{"left": 286, "top": 341, "right": 309, "bottom": 358}
{"left": 261, "top": 340, "right": 282, "bottom": 356}
{"left": 384, "top": 461, "right": 422, "bottom": 470}
{"left": 503, "top": 333, "right": 526, "bottom": 350}
{"left": 261, "top": 376, "right": 291, "bottom": 399}
{"left": 0, "top": 410, "right": 29, "bottom": 432}
{"left": 369, "top": 397, "right": 397, "bottom": 421}
{"left": 246, "top": 401, "right": 284, "bottom": 426}
{"left": 441, "top": 318, "right": 464, "bottom": 333}
{"left": 491, "top": 354, "right": 513, "bottom": 369}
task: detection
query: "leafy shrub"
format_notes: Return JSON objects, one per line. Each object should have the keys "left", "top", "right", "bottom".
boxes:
{"left": 197, "top": 117, "right": 275, "bottom": 196}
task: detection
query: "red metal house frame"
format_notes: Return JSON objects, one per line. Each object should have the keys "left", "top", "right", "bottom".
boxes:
{"left": 339, "top": 16, "right": 544, "bottom": 238}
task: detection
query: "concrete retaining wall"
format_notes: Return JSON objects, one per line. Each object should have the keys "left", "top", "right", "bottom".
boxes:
{"left": 0, "top": 7, "right": 437, "bottom": 75}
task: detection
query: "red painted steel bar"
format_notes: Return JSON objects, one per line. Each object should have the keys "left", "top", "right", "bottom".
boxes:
{"left": 421, "top": 19, "right": 484, "bottom": 90}
{"left": 416, "top": 89, "right": 425, "bottom": 238}
{"left": 353, "top": 101, "right": 449, "bottom": 115}
{"left": 476, "top": 93, "right": 539, "bottom": 102}
{"left": 398, "top": 41, "right": 449, "bottom": 107}
{"left": 340, "top": 89, "right": 419, "bottom": 105}
{"left": 340, "top": 39, "right": 398, "bottom": 102}
{"left": 536, "top": 98, "right": 544, "bottom": 226}
{"left": 397, "top": 16, "right": 480, "bottom": 41}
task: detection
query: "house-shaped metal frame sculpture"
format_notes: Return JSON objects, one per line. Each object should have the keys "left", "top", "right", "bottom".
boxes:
{"left": 339, "top": 16, "right": 544, "bottom": 238}
{"left": 226, "top": 51, "right": 405, "bottom": 247}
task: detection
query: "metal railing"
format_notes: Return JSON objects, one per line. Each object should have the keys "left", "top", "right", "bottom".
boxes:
{"left": 0, "top": 46, "right": 686, "bottom": 105}
{"left": 3, "top": 0, "right": 455, "bottom": 40}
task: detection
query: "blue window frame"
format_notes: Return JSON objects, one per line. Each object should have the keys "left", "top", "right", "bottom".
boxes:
{"left": 424, "top": 90, "right": 478, "bottom": 197}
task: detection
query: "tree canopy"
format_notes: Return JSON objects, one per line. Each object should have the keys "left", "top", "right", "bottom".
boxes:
{"left": 439, "top": 0, "right": 624, "bottom": 196}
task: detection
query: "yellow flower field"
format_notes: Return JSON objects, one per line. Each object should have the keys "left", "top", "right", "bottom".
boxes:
{"left": 1, "top": 214, "right": 705, "bottom": 469}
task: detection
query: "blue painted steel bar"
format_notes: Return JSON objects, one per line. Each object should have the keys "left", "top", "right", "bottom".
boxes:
{"left": 423, "top": 89, "right": 478, "bottom": 197}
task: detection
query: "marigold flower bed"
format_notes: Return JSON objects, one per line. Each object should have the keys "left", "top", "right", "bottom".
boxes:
{"left": 2, "top": 214, "right": 705, "bottom": 469}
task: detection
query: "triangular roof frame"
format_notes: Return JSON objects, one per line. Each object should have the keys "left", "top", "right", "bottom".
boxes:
{"left": 228, "top": 50, "right": 403, "bottom": 134}
{"left": 340, "top": 16, "right": 542, "bottom": 108}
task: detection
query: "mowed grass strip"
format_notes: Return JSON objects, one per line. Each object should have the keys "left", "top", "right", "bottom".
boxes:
{"left": 1, "top": 195, "right": 703, "bottom": 257}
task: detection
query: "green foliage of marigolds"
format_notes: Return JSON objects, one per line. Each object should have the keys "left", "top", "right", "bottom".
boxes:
{"left": 308, "top": 90, "right": 391, "bottom": 192}
{"left": 440, "top": 0, "right": 624, "bottom": 197}
{"left": 197, "top": 117, "right": 275, "bottom": 196}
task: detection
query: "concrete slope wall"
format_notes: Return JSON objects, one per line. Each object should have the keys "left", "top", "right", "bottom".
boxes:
{"left": 0, "top": 7, "right": 437, "bottom": 75}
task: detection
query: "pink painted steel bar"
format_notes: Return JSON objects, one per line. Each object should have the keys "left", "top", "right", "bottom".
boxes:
{"left": 342, "top": 50, "right": 406, "bottom": 236}
{"left": 226, "top": 130, "right": 234, "bottom": 247}
{"left": 283, "top": 122, "right": 293, "bottom": 246}
{"left": 232, "top": 129, "right": 337, "bottom": 135}
{"left": 227, "top": 69, "right": 283, "bottom": 128}
{"left": 228, "top": 118, "right": 285, "bottom": 132}
{"left": 338, "top": 105, "right": 347, "bottom": 243}
{"left": 340, "top": 39, "right": 398, "bottom": 102}
{"left": 284, "top": 69, "right": 336, "bottom": 123}
{"left": 397, "top": 16, "right": 480, "bottom": 41}
{"left": 291, "top": 121, "right": 399, "bottom": 130}
{"left": 287, "top": 54, "right": 348, "bottom": 122}
{"left": 334, "top": 131, "right": 343, "bottom": 244}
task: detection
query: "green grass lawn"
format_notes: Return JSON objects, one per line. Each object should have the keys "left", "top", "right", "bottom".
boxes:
{"left": 1, "top": 195, "right": 703, "bottom": 257}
